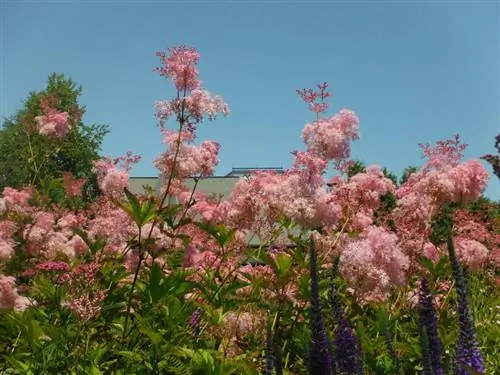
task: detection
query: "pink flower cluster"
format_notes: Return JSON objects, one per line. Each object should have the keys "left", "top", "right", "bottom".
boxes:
{"left": 297, "top": 82, "right": 332, "bottom": 114}
{"left": 155, "top": 131, "right": 221, "bottom": 179}
{"left": 340, "top": 226, "right": 410, "bottom": 303}
{"left": 0, "top": 221, "right": 16, "bottom": 260}
{"left": 92, "top": 157, "right": 131, "bottom": 197}
{"left": 329, "top": 165, "right": 396, "bottom": 230}
{"left": 0, "top": 275, "right": 31, "bottom": 311}
{"left": 34, "top": 107, "right": 71, "bottom": 139}
{"left": 62, "top": 172, "right": 87, "bottom": 197}
{"left": 0, "top": 44, "right": 497, "bottom": 318}
{"left": 302, "top": 109, "right": 360, "bottom": 162}
{"left": 154, "top": 45, "right": 201, "bottom": 92}
{"left": 59, "top": 262, "right": 108, "bottom": 323}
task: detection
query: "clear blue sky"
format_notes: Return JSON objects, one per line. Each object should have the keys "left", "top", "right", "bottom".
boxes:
{"left": 1, "top": 0, "right": 499, "bottom": 199}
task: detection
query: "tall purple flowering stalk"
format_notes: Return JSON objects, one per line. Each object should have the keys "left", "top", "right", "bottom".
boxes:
{"left": 418, "top": 278, "right": 444, "bottom": 375}
{"left": 264, "top": 322, "right": 275, "bottom": 375}
{"left": 447, "top": 235, "right": 485, "bottom": 374}
{"left": 308, "top": 239, "right": 335, "bottom": 375}
{"left": 329, "top": 257, "right": 364, "bottom": 375}
{"left": 189, "top": 309, "right": 201, "bottom": 337}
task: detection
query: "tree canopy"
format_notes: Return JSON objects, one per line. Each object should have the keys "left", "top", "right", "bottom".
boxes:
{"left": 0, "top": 73, "right": 108, "bottom": 199}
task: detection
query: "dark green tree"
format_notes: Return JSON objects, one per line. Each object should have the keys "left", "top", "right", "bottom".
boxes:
{"left": 400, "top": 165, "right": 419, "bottom": 185}
{"left": 381, "top": 167, "right": 398, "bottom": 186}
{"left": 346, "top": 160, "right": 366, "bottom": 179}
{"left": 0, "top": 73, "right": 108, "bottom": 200}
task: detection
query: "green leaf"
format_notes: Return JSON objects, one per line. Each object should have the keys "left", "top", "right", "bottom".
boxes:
{"left": 418, "top": 255, "right": 435, "bottom": 274}
{"left": 274, "top": 254, "right": 293, "bottom": 282}
{"left": 148, "top": 262, "right": 166, "bottom": 303}
{"left": 118, "top": 350, "right": 143, "bottom": 363}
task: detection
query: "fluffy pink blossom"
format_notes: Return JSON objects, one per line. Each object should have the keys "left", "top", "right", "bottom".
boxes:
{"left": 154, "top": 45, "right": 201, "bottom": 92}
{"left": 0, "top": 239, "right": 14, "bottom": 260}
{"left": 422, "top": 242, "right": 440, "bottom": 263}
{"left": 398, "top": 136, "right": 488, "bottom": 206}
{"left": 62, "top": 172, "right": 87, "bottom": 197}
{"left": 34, "top": 107, "right": 70, "bottom": 138}
{"left": 67, "top": 235, "right": 89, "bottom": 257}
{"left": 454, "top": 237, "right": 489, "bottom": 271}
{"left": 340, "top": 226, "right": 409, "bottom": 303}
{"left": 302, "top": 109, "right": 360, "bottom": 162}
{"left": 2, "top": 187, "right": 31, "bottom": 209}
{"left": 297, "top": 82, "right": 331, "bottom": 114}
{"left": 0, "top": 275, "right": 30, "bottom": 311}
{"left": 155, "top": 139, "right": 221, "bottom": 179}
{"left": 183, "top": 89, "right": 230, "bottom": 124}
{"left": 0, "top": 220, "right": 16, "bottom": 260}
{"left": 87, "top": 201, "right": 135, "bottom": 253}
{"left": 92, "top": 158, "right": 130, "bottom": 197}
{"left": 154, "top": 91, "right": 229, "bottom": 129}
{"left": 328, "top": 165, "right": 396, "bottom": 231}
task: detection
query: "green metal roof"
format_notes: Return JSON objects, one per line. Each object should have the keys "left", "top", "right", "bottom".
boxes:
{"left": 129, "top": 173, "right": 295, "bottom": 247}
{"left": 128, "top": 177, "right": 158, "bottom": 195}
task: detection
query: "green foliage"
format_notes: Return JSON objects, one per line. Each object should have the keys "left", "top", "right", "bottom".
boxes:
{"left": 400, "top": 165, "right": 419, "bottom": 185}
{"left": 0, "top": 73, "right": 108, "bottom": 199}
{"left": 346, "top": 159, "right": 366, "bottom": 178}
{"left": 1, "top": 176, "right": 499, "bottom": 375}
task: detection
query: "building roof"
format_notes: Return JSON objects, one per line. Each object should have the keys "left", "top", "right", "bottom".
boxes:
{"left": 129, "top": 168, "right": 288, "bottom": 247}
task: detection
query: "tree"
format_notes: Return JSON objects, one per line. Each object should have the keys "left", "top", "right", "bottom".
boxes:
{"left": 346, "top": 160, "right": 366, "bottom": 179}
{"left": 381, "top": 167, "right": 398, "bottom": 186}
{"left": 400, "top": 165, "right": 419, "bottom": 185}
{"left": 0, "top": 73, "right": 108, "bottom": 199}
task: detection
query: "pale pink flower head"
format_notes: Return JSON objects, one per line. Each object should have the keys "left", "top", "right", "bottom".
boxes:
{"left": 2, "top": 187, "right": 31, "bottom": 209}
{"left": 101, "top": 169, "right": 129, "bottom": 196}
{"left": 92, "top": 158, "right": 130, "bottom": 197}
{"left": 62, "top": 172, "right": 87, "bottom": 197}
{"left": 419, "top": 134, "right": 467, "bottom": 172}
{"left": 67, "top": 235, "right": 89, "bottom": 257}
{"left": 155, "top": 140, "right": 221, "bottom": 179}
{"left": 35, "top": 107, "right": 71, "bottom": 139}
{"left": 154, "top": 45, "right": 201, "bottom": 92}
{"left": 0, "top": 239, "right": 14, "bottom": 260}
{"left": 339, "top": 226, "right": 409, "bottom": 303}
{"left": 296, "top": 82, "right": 331, "bottom": 115}
{"left": 302, "top": 109, "right": 360, "bottom": 162}
{"left": 454, "top": 237, "right": 489, "bottom": 271}
{"left": 185, "top": 89, "right": 230, "bottom": 123}
{"left": 422, "top": 242, "right": 440, "bottom": 263}
{"left": 0, "top": 275, "right": 30, "bottom": 311}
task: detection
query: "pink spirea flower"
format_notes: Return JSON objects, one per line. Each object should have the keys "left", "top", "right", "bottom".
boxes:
{"left": 398, "top": 135, "right": 489, "bottom": 207}
{"left": 92, "top": 158, "right": 130, "bottom": 197}
{"left": 0, "top": 221, "right": 17, "bottom": 260}
{"left": 34, "top": 108, "right": 70, "bottom": 138}
{"left": 302, "top": 109, "right": 360, "bottom": 162}
{"left": 297, "top": 82, "right": 331, "bottom": 114}
{"left": 0, "top": 239, "right": 14, "bottom": 260}
{"left": 35, "top": 261, "right": 70, "bottom": 272}
{"left": 154, "top": 45, "right": 201, "bottom": 92}
{"left": 155, "top": 139, "right": 221, "bottom": 179}
{"left": 0, "top": 275, "right": 30, "bottom": 311}
{"left": 454, "top": 237, "right": 489, "bottom": 271}
{"left": 340, "top": 226, "right": 409, "bottom": 303}
{"left": 62, "top": 172, "right": 87, "bottom": 197}
{"left": 2, "top": 187, "right": 31, "bottom": 208}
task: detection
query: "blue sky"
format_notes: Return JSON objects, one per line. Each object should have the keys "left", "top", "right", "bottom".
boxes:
{"left": 1, "top": 0, "right": 499, "bottom": 199}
